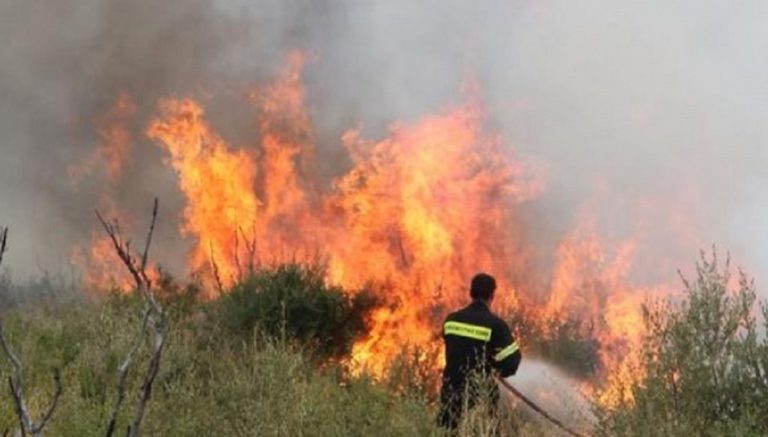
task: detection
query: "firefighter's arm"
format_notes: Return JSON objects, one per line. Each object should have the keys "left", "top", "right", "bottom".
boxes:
{"left": 491, "top": 322, "right": 521, "bottom": 378}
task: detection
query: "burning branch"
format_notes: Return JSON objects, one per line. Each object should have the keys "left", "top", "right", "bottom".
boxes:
{"left": 96, "top": 199, "right": 166, "bottom": 437}
{"left": 208, "top": 242, "right": 224, "bottom": 295}
{"left": 0, "top": 228, "right": 63, "bottom": 437}
{"left": 239, "top": 223, "right": 259, "bottom": 277}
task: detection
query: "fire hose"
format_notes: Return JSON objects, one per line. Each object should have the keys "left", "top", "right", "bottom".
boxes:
{"left": 495, "top": 376, "right": 587, "bottom": 437}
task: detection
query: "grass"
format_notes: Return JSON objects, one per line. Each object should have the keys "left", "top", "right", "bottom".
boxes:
{"left": 0, "top": 294, "right": 442, "bottom": 436}
{"left": 0, "top": 285, "right": 558, "bottom": 436}
{"left": 6, "top": 250, "right": 765, "bottom": 436}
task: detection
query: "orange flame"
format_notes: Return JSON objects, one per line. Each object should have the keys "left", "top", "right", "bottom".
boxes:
{"left": 144, "top": 56, "right": 546, "bottom": 373}
{"left": 78, "top": 53, "right": 687, "bottom": 403}
{"left": 70, "top": 94, "right": 137, "bottom": 290}
{"left": 324, "top": 99, "right": 544, "bottom": 373}
{"left": 72, "top": 231, "right": 134, "bottom": 290}
{"left": 147, "top": 98, "right": 260, "bottom": 285}
{"left": 70, "top": 93, "right": 137, "bottom": 186}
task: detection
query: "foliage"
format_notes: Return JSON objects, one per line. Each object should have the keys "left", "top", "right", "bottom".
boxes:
{"left": 510, "top": 310, "right": 600, "bottom": 378}
{"left": 213, "top": 263, "right": 378, "bottom": 361}
{"left": 0, "top": 269, "right": 560, "bottom": 436}
{"left": 597, "top": 251, "right": 768, "bottom": 436}
{"left": 0, "top": 297, "right": 438, "bottom": 436}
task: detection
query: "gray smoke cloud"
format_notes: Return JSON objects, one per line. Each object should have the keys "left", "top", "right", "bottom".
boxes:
{"left": 1, "top": 1, "right": 766, "bottom": 293}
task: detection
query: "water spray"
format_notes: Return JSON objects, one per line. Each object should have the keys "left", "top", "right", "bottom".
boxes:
{"left": 497, "top": 375, "right": 586, "bottom": 437}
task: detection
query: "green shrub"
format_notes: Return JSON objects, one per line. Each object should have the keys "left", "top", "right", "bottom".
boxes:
{"left": 213, "top": 263, "right": 378, "bottom": 360}
{"left": 597, "top": 251, "right": 768, "bottom": 436}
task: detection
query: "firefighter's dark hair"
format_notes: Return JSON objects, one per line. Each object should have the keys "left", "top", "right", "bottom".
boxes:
{"left": 470, "top": 273, "right": 496, "bottom": 300}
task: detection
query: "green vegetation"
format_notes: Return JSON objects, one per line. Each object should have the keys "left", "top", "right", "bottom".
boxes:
{"left": 597, "top": 252, "right": 768, "bottom": 436}
{"left": 214, "top": 263, "right": 378, "bottom": 361}
{"left": 0, "top": 265, "right": 550, "bottom": 436}
{"left": 0, "top": 280, "right": 436, "bottom": 436}
{"left": 3, "top": 252, "right": 768, "bottom": 436}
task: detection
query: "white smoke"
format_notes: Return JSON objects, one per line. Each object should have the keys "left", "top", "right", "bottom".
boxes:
{"left": 0, "top": 0, "right": 766, "bottom": 295}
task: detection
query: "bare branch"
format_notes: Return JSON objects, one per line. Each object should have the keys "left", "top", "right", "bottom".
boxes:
{"left": 0, "top": 229, "right": 61, "bottom": 437}
{"left": 0, "top": 228, "right": 27, "bottom": 437}
{"left": 395, "top": 233, "right": 410, "bottom": 269}
{"left": 95, "top": 210, "right": 142, "bottom": 291}
{"left": 209, "top": 242, "right": 224, "bottom": 295}
{"left": 127, "top": 324, "right": 165, "bottom": 437}
{"left": 140, "top": 199, "right": 158, "bottom": 272}
{"left": 105, "top": 307, "right": 151, "bottom": 437}
{"left": 31, "top": 369, "right": 62, "bottom": 435}
{"left": 2, "top": 315, "right": 61, "bottom": 437}
{"left": 240, "top": 222, "right": 258, "bottom": 274}
{"left": 233, "top": 229, "right": 242, "bottom": 283}
{"left": 0, "top": 232, "right": 32, "bottom": 436}
{"left": 0, "top": 324, "right": 23, "bottom": 377}
{"left": 8, "top": 377, "right": 27, "bottom": 437}
{"left": 97, "top": 199, "right": 166, "bottom": 437}
{"left": 0, "top": 227, "right": 8, "bottom": 269}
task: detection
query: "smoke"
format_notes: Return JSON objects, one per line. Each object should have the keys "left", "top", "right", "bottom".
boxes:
{"left": 1, "top": 0, "right": 766, "bottom": 292}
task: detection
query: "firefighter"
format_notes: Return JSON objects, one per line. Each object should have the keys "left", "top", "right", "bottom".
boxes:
{"left": 437, "top": 273, "right": 522, "bottom": 431}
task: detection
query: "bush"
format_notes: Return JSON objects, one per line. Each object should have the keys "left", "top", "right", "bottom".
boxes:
{"left": 597, "top": 251, "right": 768, "bottom": 436}
{"left": 0, "top": 296, "right": 440, "bottom": 436}
{"left": 509, "top": 310, "right": 600, "bottom": 378}
{"left": 0, "top": 270, "right": 561, "bottom": 436}
{"left": 213, "top": 263, "right": 378, "bottom": 360}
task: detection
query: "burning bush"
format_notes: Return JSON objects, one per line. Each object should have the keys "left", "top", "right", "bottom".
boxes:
{"left": 597, "top": 251, "right": 768, "bottom": 435}
{"left": 384, "top": 344, "right": 443, "bottom": 403}
{"left": 213, "top": 263, "right": 378, "bottom": 360}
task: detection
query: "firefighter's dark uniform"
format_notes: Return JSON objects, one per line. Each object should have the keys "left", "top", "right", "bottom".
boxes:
{"left": 438, "top": 300, "right": 522, "bottom": 430}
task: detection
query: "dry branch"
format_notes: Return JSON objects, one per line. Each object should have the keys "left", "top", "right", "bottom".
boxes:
{"left": 127, "top": 325, "right": 165, "bottom": 437}
{"left": 0, "top": 228, "right": 62, "bottom": 437}
{"left": 209, "top": 242, "right": 225, "bottom": 295}
{"left": 233, "top": 229, "right": 242, "bottom": 282}
{"left": 239, "top": 223, "right": 258, "bottom": 275}
{"left": 0, "top": 227, "right": 7, "bottom": 270}
{"left": 97, "top": 199, "right": 166, "bottom": 437}
{"left": 33, "top": 370, "right": 62, "bottom": 435}
{"left": 104, "top": 307, "right": 151, "bottom": 437}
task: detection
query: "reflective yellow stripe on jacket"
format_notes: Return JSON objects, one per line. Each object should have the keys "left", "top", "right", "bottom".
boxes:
{"left": 444, "top": 321, "right": 492, "bottom": 342}
{"left": 494, "top": 342, "right": 520, "bottom": 362}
